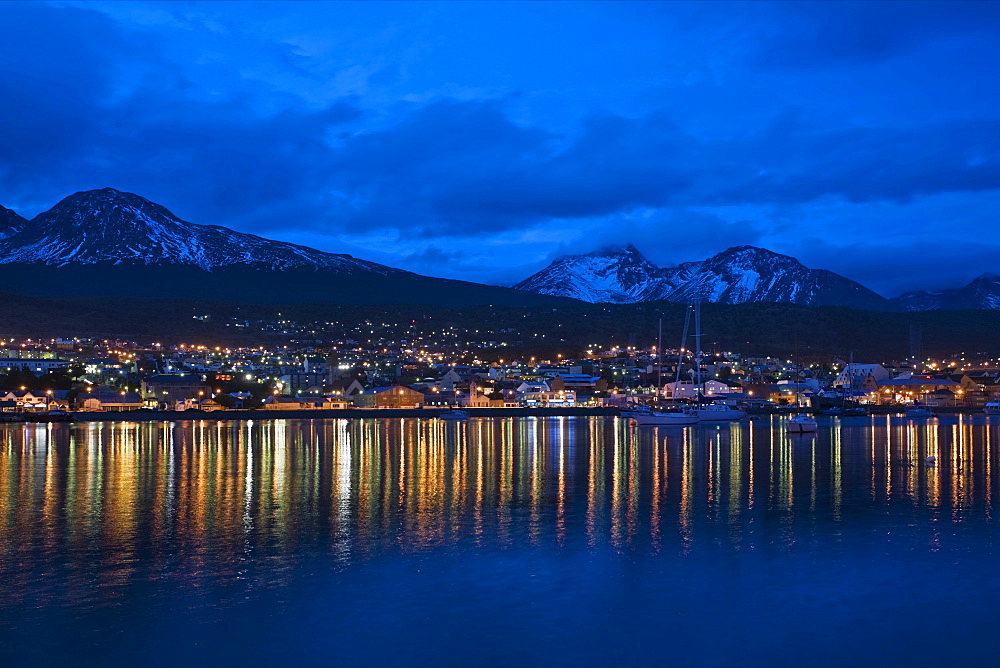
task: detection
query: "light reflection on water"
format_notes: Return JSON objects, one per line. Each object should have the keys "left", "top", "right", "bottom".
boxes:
{"left": 2, "top": 415, "right": 1000, "bottom": 666}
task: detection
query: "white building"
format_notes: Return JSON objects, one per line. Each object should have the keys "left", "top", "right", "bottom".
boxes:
{"left": 833, "top": 364, "right": 891, "bottom": 388}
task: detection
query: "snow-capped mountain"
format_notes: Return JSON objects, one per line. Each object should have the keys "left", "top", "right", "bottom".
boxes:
{"left": 893, "top": 274, "right": 1000, "bottom": 311}
{"left": 0, "top": 188, "right": 397, "bottom": 274}
{"left": 0, "top": 205, "right": 26, "bottom": 240}
{"left": 516, "top": 245, "right": 891, "bottom": 310}
{"left": 0, "top": 189, "right": 566, "bottom": 307}
{"left": 512, "top": 244, "right": 668, "bottom": 303}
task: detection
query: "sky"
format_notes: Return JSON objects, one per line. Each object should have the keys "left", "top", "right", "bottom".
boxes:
{"left": 1, "top": 1, "right": 999, "bottom": 297}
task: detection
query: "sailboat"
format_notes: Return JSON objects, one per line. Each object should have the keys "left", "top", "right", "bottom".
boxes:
{"left": 689, "top": 299, "right": 745, "bottom": 422}
{"left": 629, "top": 317, "right": 700, "bottom": 426}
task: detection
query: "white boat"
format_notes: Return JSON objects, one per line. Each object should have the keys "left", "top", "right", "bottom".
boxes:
{"left": 692, "top": 404, "right": 745, "bottom": 421}
{"left": 632, "top": 409, "right": 700, "bottom": 426}
{"left": 905, "top": 406, "right": 935, "bottom": 418}
{"left": 785, "top": 414, "right": 818, "bottom": 433}
{"left": 985, "top": 403, "right": 1000, "bottom": 416}
{"left": 439, "top": 409, "right": 470, "bottom": 420}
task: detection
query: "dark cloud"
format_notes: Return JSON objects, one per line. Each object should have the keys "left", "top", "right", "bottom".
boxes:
{"left": 755, "top": 1, "right": 1000, "bottom": 68}
{"left": 793, "top": 238, "right": 1000, "bottom": 298}
{"left": 1, "top": 1, "right": 999, "bottom": 293}
{"left": 0, "top": 2, "right": 361, "bottom": 228}
{"left": 0, "top": 3, "right": 126, "bottom": 190}
{"left": 326, "top": 105, "right": 699, "bottom": 236}
{"left": 702, "top": 113, "right": 1000, "bottom": 205}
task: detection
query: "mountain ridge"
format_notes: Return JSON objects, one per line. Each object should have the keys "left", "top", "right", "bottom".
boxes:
{"left": 0, "top": 188, "right": 399, "bottom": 275}
{"left": 0, "top": 188, "right": 572, "bottom": 307}
{"left": 1, "top": 188, "right": 997, "bottom": 311}
{"left": 515, "top": 244, "right": 893, "bottom": 310}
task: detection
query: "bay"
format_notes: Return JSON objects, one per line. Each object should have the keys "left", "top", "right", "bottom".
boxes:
{"left": 1, "top": 415, "right": 999, "bottom": 667}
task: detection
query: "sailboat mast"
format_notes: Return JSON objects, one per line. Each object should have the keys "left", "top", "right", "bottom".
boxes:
{"left": 656, "top": 317, "right": 662, "bottom": 401}
{"left": 693, "top": 298, "right": 704, "bottom": 402}
{"left": 674, "top": 305, "right": 692, "bottom": 398}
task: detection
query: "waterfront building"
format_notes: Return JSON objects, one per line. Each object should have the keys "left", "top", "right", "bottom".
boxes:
{"left": 351, "top": 386, "right": 425, "bottom": 408}
{"left": 833, "top": 364, "right": 891, "bottom": 388}
{"left": 141, "top": 374, "right": 211, "bottom": 405}
{"left": 77, "top": 391, "right": 144, "bottom": 412}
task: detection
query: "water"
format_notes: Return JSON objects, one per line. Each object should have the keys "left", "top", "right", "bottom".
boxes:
{"left": 2, "top": 415, "right": 1000, "bottom": 667}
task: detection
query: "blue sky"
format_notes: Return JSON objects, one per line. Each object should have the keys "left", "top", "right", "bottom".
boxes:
{"left": 2, "top": 1, "right": 999, "bottom": 296}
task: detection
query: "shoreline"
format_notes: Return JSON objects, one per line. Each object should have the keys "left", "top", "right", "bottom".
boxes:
{"left": 6, "top": 406, "right": 620, "bottom": 423}
{"left": 0, "top": 405, "right": 994, "bottom": 423}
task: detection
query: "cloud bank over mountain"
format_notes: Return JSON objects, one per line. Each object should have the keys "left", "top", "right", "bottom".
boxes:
{"left": 2, "top": 1, "right": 999, "bottom": 294}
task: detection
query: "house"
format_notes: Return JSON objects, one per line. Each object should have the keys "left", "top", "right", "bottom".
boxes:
{"left": 263, "top": 396, "right": 349, "bottom": 410}
{"left": 663, "top": 379, "right": 732, "bottom": 399}
{"left": 328, "top": 378, "right": 365, "bottom": 397}
{"left": 549, "top": 375, "right": 608, "bottom": 393}
{"left": 77, "top": 391, "right": 144, "bottom": 412}
{"left": 0, "top": 390, "right": 50, "bottom": 411}
{"left": 437, "top": 369, "right": 465, "bottom": 392}
{"left": 833, "top": 364, "right": 891, "bottom": 388}
{"left": 515, "top": 381, "right": 550, "bottom": 395}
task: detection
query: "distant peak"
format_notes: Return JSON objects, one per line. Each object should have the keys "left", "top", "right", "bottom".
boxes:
{"left": 968, "top": 273, "right": 1000, "bottom": 287}
{"left": 720, "top": 245, "right": 771, "bottom": 255}
{"left": 71, "top": 187, "right": 140, "bottom": 200}
{"left": 50, "top": 189, "right": 166, "bottom": 216}
{"left": 711, "top": 245, "right": 797, "bottom": 262}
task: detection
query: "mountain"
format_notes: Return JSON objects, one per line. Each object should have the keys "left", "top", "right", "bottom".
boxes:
{"left": 0, "top": 205, "right": 26, "bottom": 240}
{"left": 893, "top": 274, "right": 1000, "bottom": 311}
{"left": 0, "top": 189, "right": 570, "bottom": 307}
{"left": 512, "top": 244, "right": 667, "bottom": 303}
{"left": 515, "top": 245, "right": 891, "bottom": 310}
{"left": 0, "top": 188, "right": 394, "bottom": 272}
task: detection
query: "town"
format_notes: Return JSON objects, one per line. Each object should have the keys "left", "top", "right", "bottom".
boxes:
{"left": 1, "top": 334, "right": 998, "bottom": 416}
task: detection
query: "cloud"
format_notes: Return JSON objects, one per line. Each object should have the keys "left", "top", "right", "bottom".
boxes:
{"left": 0, "top": 2, "right": 364, "bottom": 231}
{"left": 754, "top": 1, "right": 1000, "bottom": 68}
{"left": 1, "top": 1, "right": 999, "bottom": 296}
{"left": 700, "top": 113, "right": 1000, "bottom": 206}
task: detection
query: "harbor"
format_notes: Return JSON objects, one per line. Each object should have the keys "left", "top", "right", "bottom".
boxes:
{"left": 3, "top": 414, "right": 999, "bottom": 667}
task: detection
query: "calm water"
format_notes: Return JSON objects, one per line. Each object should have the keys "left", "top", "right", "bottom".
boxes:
{"left": 2, "top": 415, "right": 1000, "bottom": 667}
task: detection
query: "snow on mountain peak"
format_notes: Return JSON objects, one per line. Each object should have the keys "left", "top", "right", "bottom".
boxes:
{"left": 516, "top": 244, "right": 890, "bottom": 309}
{"left": 0, "top": 189, "right": 398, "bottom": 275}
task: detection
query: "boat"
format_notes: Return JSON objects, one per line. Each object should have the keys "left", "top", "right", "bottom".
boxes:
{"left": 821, "top": 407, "right": 843, "bottom": 416}
{"left": 439, "top": 409, "right": 470, "bottom": 420}
{"left": 692, "top": 403, "right": 745, "bottom": 422}
{"left": 905, "top": 405, "right": 935, "bottom": 418}
{"left": 785, "top": 414, "right": 818, "bottom": 433}
{"left": 685, "top": 299, "right": 744, "bottom": 423}
{"left": 985, "top": 403, "right": 1000, "bottom": 416}
{"left": 628, "top": 317, "right": 702, "bottom": 427}
{"left": 843, "top": 406, "right": 869, "bottom": 417}
{"left": 621, "top": 405, "right": 654, "bottom": 419}
{"left": 632, "top": 409, "right": 700, "bottom": 426}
